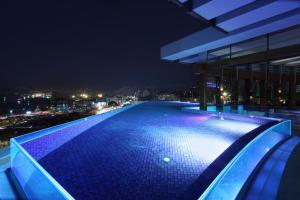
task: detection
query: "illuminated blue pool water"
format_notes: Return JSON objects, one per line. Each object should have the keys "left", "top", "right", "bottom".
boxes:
{"left": 14, "top": 101, "right": 281, "bottom": 199}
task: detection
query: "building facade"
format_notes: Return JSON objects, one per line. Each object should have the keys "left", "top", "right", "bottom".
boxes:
{"left": 162, "top": 0, "right": 300, "bottom": 110}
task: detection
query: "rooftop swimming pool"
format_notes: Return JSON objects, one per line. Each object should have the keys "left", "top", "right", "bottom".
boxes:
{"left": 10, "top": 101, "right": 291, "bottom": 200}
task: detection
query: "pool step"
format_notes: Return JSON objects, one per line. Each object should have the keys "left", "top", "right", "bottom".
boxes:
{"left": 240, "top": 136, "right": 300, "bottom": 200}
{"left": 0, "top": 169, "right": 22, "bottom": 200}
{"left": 0, "top": 147, "right": 10, "bottom": 171}
{"left": 0, "top": 147, "right": 27, "bottom": 200}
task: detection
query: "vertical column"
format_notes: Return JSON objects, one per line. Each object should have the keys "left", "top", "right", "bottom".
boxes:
{"left": 216, "top": 75, "right": 222, "bottom": 106}
{"left": 216, "top": 67, "right": 223, "bottom": 107}
{"left": 250, "top": 66, "right": 254, "bottom": 105}
{"left": 260, "top": 63, "right": 268, "bottom": 106}
{"left": 245, "top": 80, "right": 252, "bottom": 105}
{"left": 245, "top": 66, "right": 253, "bottom": 105}
{"left": 289, "top": 67, "right": 297, "bottom": 108}
{"left": 231, "top": 66, "right": 239, "bottom": 106}
{"left": 199, "top": 65, "right": 207, "bottom": 110}
{"left": 262, "top": 35, "right": 270, "bottom": 107}
{"left": 260, "top": 80, "right": 266, "bottom": 106}
{"left": 276, "top": 65, "right": 283, "bottom": 106}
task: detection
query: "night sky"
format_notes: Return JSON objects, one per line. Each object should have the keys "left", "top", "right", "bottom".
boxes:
{"left": 0, "top": 1, "right": 201, "bottom": 93}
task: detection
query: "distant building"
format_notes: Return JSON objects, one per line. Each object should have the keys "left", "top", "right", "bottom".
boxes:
{"left": 21, "top": 91, "right": 53, "bottom": 99}
{"left": 137, "top": 89, "right": 153, "bottom": 100}
{"left": 157, "top": 94, "right": 179, "bottom": 101}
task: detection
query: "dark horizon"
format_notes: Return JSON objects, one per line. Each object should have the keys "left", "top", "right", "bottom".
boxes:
{"left": 0, "top": 1, "right": 202, "bottom": 93}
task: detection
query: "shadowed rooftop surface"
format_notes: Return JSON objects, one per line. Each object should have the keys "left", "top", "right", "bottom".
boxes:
{"left": 21, "top": 101, "right": 271, "bottom": 200}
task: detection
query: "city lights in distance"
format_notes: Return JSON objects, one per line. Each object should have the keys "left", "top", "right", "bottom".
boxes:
{"left": 80, "top": 94, "right": 89, "bottom": 99}
{"left": 98, "top": 93, "right": 103, "bottom": 98}
{"left": 30, "top": 92, "right": 52, "bottom": 99}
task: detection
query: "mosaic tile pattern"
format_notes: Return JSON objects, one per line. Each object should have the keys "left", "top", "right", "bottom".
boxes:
{"left": 22, "top": 104, "right": 138, "bottom": 160}
{"left": 23, "top": 101, "right": 268, "bottom": 200}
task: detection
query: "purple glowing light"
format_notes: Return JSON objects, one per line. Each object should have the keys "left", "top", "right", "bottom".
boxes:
{"left": 191, "top": 116, "right": 211, "bottom": 121}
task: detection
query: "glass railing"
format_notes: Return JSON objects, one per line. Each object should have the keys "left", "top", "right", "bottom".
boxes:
{"left": 198, "top": 120, "right": 291, "bottom": 200}
{"left": 10, "top": 103, "right": 142, "bottom": 199}
{"left": 270, "top": 27, "right": 300, "bottom": 49}
{"left": 10, "top": 139, "right": 74, "bottom": 199}
{"left": 208, "top": 25, "right": 300, "bottom": 62}
{"left": 231, "top": 37, "right": 267, "bottom": 58}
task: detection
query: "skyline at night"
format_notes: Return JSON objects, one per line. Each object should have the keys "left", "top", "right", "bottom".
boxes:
{"left": 1, "top": 1, "right": 300, "bottom": 199}
{"left": 1, "top": 1, "right": 202, "bottom": 93}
